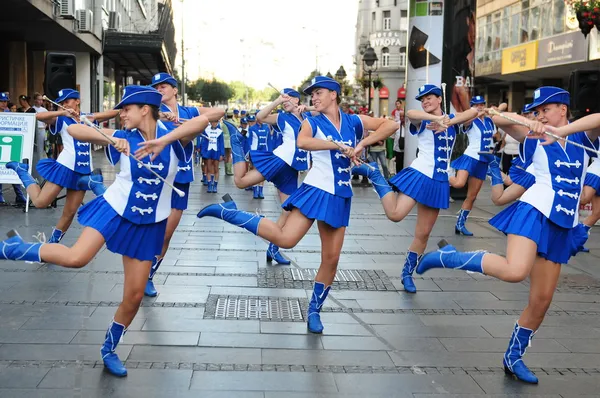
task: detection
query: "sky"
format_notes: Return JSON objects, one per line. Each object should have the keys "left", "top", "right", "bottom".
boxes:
{"left": 171, "top": 0, "right": 359, "bottom": 90}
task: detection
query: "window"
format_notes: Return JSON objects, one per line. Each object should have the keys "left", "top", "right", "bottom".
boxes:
{"left": 492, "top": 12, "right": 501, "bottom": 51}
{"left": 529, "top": 6, "right": 540, "bottom": 40}
{"left": 553, "top": 0, "right": 565, "bottom": 34}
{"left": 541, "top": 4, "right": 552, "bottom": 38}
{"left": 501, "top": 9, "right": 510, "bottom": 48}
{"left": 383, "top": 11, "right": 391, "bottom": 30}
{"left": 400, "top": 10, "right": 408, "bottom": 31}
{"left": 371, "top": 12, "right": 376, "bottom": 31}
{"left": 510, "top": 4, "right": 520, "bottom": 46}
{"left": 520, "top": 4, "right": 529, "bottom": 43}
{"left": 399, "top": 47, "right": 406, "bottom": 67}
{"left": 382, "top": 47, "right": 390, "bottom": 67}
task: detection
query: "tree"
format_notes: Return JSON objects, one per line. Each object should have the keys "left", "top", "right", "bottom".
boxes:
{"left": 299, "top": 69, "right": 321, "bottom": 93}
{"left": 186, "top": 79, "right": 205, "bottom": 102}
{"left": 201, "top": 80, "right": 233, "bottom": 105}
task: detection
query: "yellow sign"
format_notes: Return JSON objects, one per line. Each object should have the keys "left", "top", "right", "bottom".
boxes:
{"left": 501, "top": 42, "right": 538, "bottom": 74}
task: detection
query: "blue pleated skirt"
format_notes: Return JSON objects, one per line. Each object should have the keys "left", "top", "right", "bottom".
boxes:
{"left": 37, "top": 159, "right": 87, "bottom": 191}
{"left": 489, "top": 201, "right": 574, "bottom": 264}
{"left": 171, "top": 182, "right": 190, "bottom": 210}
{"left": 389, "top": 167, "right": 450, "bottom": 209}
{"left": 451, "top": 155, "right": 488, "bottom": 180}
{"left": 202, "top": 148, "right": 221, "bottom": 160}
{"left": 509, "top": 163, "right": 535, "bottom": 189}
{"left": 250, "top": 151, "right": 299, "bottom": 195}
{"left": 282, "top": 183, "right": 351, "bottom": 228}
{"left": 78, "top": 196, "right": 167, "bottom": 261}
{"left": 585, "top": 172, "right": 600, "bottom": 195}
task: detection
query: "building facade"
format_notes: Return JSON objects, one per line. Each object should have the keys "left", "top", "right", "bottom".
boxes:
{"left": 0, "top": 0, "right": 176, "bottom": 115}
{"left": 355, "top": 0, "right": 408, "bottom": 117}
{"left": 474, "top": 0, "right": 595, "bottom": 112}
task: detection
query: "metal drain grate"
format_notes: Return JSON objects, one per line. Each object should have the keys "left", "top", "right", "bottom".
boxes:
{"left": 290, "top": 269, "right": 364, "bottom": 282}
{"left": 214, "top": 297, "right": 303, "bottom": 321}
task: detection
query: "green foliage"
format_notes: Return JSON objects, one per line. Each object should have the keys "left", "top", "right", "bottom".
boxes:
{"left": 186, "top": 78, "right": 233, "bottom": 104}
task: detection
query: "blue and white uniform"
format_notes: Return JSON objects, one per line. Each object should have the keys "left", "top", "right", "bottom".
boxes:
{"left": 201, "top": 124, "right": 225, "bottom": 160}
{"left": 159, "top": 103, "right": 198, "bottom": 210}
{"left": 490, "top": 132, "right": 598, "bottom": 264}
{"left": 389, "top": 114, "right": 458, "bottom": 209}
{"left": 509, "top": 156, "right": 535, "bottom": 190}
{"left": 283, "top": 110, "right": 363, "bottom": 228}
{"left": 251, "top": 111, "right": 310, "bottom": 195}
{"left": 584, "top": 157, "right": 600, "bottom": 194}
{"left": 78, "top": 122, "right": 189, "bottom": 261}
{"left": 451, "top": 116, "right": 497, "bottom": 180}
{"left": 248, "top": 123, "right": 271, "bottom": 152}
{"left": 36, "top": 114, "right": 94, "bottom": 190}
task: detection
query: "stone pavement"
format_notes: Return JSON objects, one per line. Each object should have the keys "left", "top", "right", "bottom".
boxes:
{"left": 1, "top": 153, "right": 600, "bottom": 397}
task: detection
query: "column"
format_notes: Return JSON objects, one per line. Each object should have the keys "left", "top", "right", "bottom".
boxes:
{"left": 8, "top": 42, "right": 27, "bottom": 100}
{"left": 508, "top": 81, "right": 525, "bottom": 113}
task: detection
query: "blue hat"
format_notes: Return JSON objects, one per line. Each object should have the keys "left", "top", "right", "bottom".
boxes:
{"left": 522, "top": 103, "right": 533, "bottom": 114}
{"left": 0, "top": 93, "right": 8, "bottom": 101}
{"left": 415, "top": 84, "right": 442, "bottom": 100}
{"left": 240, "top": 117, "right": 248, "bottom": 124}
{"left": 470, "top": 95, "right": 485, "bottom": 105}
{"left": 281, "top": 88, "right": 300, "bottom": 98}
{"left": 114, "top": 85, "right": 163, "bottom": 110}
{"left": 303, "top": 76, "right": 341, "bottom": 95}
{"left": 151, "top": 72, "right": 178, "bottom": 88}
{"left": 241, "top": 110, "right": 247, "bottom": 115}
{"left": 247, "top": 115, "right": 256, "bottom": 122}
{"left": 530, "top": 86, "right": 570, "bottom": 109}
{"left": 55, "top": 89, "right": 80, "bottom": 103}
{"left": 233, "top": 109, "right": 240, "bottom": 114}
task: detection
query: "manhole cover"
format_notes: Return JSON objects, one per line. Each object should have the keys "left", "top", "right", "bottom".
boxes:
{"left": 214, "top": 297, "right": 303, "bottom": 321}
{"left": 290, "top": 269, "right": 364, "bottom": 282}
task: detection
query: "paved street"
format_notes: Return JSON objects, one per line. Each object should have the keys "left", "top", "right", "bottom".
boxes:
{"left": 1, "top": 152, "right": 600, "bottom": 397}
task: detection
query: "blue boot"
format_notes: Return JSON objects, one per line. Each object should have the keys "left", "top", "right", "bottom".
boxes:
{"left": 503, "top": 323, "right": 538, "bottom": 384}
{"left": 207, "top": 178, "right": 214, "bottom": 193}
{"left": 0, "top": 186, "right": 5, "bottom": 204}
{"left": 487, "top": 158, "right": 504, "bottom": 186}
{"left": 213, "top": 180, "right": 219, "bottom": 194}
{"left": 197, "top": 194, "right": 261, "bottom": 235}
{"left": 416, "top": 240, "right": 485, "bottom": 275}
{"left": 267, "top": 243, "right": 291, "bottom": 265}
{"left": 401, "top": 251, "right": 420, "bottom": 293}
{"left": 77, "top": 168, "right": 107, "bottom": 196}
{"left": 6, "top": 160, "right": 37, "bottom": 188}
{"left": 144, "top": 257, "right": 163, "bottom": 297}
{"left": 253, "top": 186, "right": 259, "bottom": 199}
{"left": 202, "top": 175, "right": 208, "bottom": 186}
{"left": 100, "top": 320, "right": 128, "bottom": 377}
{"left": 307, "top": 282, "right": 331, "bottom": 334}
{"left": 352, "top": 162, "right": 393, "bottom": 199}
{"left": 47, "top": 228, "right": 65, "bottom": 244}
{"left": 230, "top": 129, "right": 248, "bottom": 164}
{"left": 258, "top": 186, "right": 264, "bottom": 199}
{"left": 455, "top": 209, "right": 474, "bottom": 236}
{"left": 0, "top": 230, "right": 43, "bottom": 262}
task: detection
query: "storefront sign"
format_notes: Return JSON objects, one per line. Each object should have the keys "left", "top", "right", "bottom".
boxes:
{"left": 538, "top": 31, "right": 587, "bottom": 68}
{"left": 369, "top": 31, "right": 406, "bottom": 47}
{"left": 476, "top": 59, "right": 501, "bottom": 76}
{"left": 501, "top": 41, "right": 538, "bottom": 74}
{"left": 0, "top": 112, "right": 35, "bottom": 185}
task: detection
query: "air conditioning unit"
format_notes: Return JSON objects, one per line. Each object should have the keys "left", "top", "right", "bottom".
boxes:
{"left": 76, "top": 9, "right": 93, "bottom": 33}
{"left": 108, "top": 11, "right": 121, "bottom": 31}
{"left": 60, "top": 0, "right": 76, "bottom": 19}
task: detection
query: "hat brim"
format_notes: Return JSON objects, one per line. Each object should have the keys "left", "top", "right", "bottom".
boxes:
{"left": 56, "top": 93, "right": 80, "bottom": 103}
{"left": 151, "top": 77, "right": 178, "bottom": 88}
{"left": 303, "top": 81, "right": 341, "bottom": 96}
{"left": 415, "top": 88, "right": 442, "bottom": 100}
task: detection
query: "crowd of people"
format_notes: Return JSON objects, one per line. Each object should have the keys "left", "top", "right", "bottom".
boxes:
{"left": 0, "top": 75, "right": 598, "bottom": 387}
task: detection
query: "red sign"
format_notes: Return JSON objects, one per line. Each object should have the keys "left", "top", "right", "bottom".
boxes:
{"left": 397, "top": 86, "right": 406, "bottom": 99}
{"left": 369, "top": 86, "right": 390, "bottom": 99}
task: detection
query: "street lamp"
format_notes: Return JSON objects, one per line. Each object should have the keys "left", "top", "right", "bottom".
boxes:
{"left": 362, "top": 46, "right": 378, "bottom": 112}
{"left": 335, "top": 65, "right": 347, "bottom": 99}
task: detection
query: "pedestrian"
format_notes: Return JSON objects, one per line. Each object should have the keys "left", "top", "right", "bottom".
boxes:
{"left": 0, "top": 85, "right": 209, "bottom": 377}
{"left": 147, "top": 73, "right": 224, "bottom": 296}
{"left": 449, "top": 96, "right": 506, "bottom": 236}
{"left": 247, "top": 114, "right": 271, "bottom": 199}
{"left": 201, "top": 120, "right": 225, "bottom": 193}
{"left": 197, "top": 76, "right": 398, "bottom": 333}
{"left": 416, "top": 87, "right": 599, "bottom": 384}
{"left": 31, "top": 92, "right": 49, "bottom": 179}
{"left": 353, "top": 84, "right": 477, "bottom": 293}
{"left": 6, "top": 89, "right": 118, "bottom": 243}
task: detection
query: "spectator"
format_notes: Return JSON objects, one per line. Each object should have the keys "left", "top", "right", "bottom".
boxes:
{"left": 391, "top": 99, "right": 405, "bottom": 174}
{"left": 18, "top": 95, "right": 33, "bottom": 113}
{"left": 366, "top": 130, "right": 390, "bottom": 179}
{"left": 8, "top": 102, "right": 17, "bottom": 112}
{"left": 31, "top": 92, "right": 48, "bottom": 178}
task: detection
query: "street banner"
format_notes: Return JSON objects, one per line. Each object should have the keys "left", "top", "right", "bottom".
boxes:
{"left": 404, "top": 0, "right": 446, "bottom": 167}
{"left": 0, "top": 112, "right": 35, "bottom": 211}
